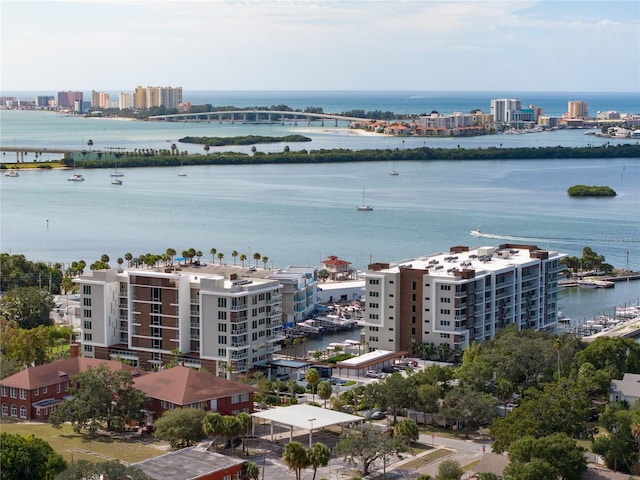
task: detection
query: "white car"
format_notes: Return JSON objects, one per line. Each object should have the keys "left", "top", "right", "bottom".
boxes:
{"left": 365, "top": 371, "right": 383, "bottom": 378}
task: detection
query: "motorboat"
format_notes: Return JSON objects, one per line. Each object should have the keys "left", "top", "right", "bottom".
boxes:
{"left": 111, "top": 178, "right": 123, "bottom": 185}
{"left": 4, "top": 169, "right": 19, "bottom": 177}
{"left": 470, "top": 230, "right": 482, "bottom": 236}
{"left": 68, "top": 174, "right": 85, "bottom": 182}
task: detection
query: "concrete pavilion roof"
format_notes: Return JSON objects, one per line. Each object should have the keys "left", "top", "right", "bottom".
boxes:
{"left": 251, "top": 404, "right": 362, "bottom": 431}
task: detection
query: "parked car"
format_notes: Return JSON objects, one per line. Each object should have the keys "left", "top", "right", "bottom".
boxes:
{"left": 370, "top": 410, "right": 387, "bottom": 420}
{"left": 365, "top": 371, "right": 383, "bottom": 378}
{"left": 381, "top": 365, "right": 399, "bottom": 373}
{"left": 275, "top": 372, "right": 289, "bottom": 381}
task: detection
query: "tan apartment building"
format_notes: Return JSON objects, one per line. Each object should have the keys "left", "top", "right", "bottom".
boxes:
{"left": 76, "top": 267, "right": 285, "bottom": 376}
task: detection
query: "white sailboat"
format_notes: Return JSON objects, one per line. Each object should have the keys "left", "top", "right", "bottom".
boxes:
{"left": 67, "top": 160, "right": 84, "bottom": 181}
{"left": 177, "top": 160, "right": 187, "bottom": 176}
{"left": 110, "top": 161, "right": 124, "bottom": 177}
{"left": 357, "top": 188, "right": 373, "bottom": 211}
{"left": 389, "top": 159, "right": 399, "bottom": 176}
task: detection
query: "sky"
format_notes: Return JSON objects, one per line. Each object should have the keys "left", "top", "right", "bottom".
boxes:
{"left": 1, "top": 0, "right": 639, "bottom": 92}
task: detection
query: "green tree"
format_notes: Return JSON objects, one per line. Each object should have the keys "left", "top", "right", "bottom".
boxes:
{"left": 317, "top": 269, "right": 330, "bottom": 282}
{"left": 242, "top": 461, "right": 260, "bottom": 480}
{"left": 336, "top": 423, "right": 410, "bottom": 477}
{"left": 218, "top": 252, "right": 224, "bottom": 265}
{"left": 306, "top": 368, "right": 321, "bottom": 403}
{"left": 50, "top": 364, "right": 147, "bottom": 433}
{"left": 210, "top": 247, "right": 217, "bottom": 262}
{"left": 0, "top": 432, "right": 67, "bottom": 480}
{"left": 124, "top": 252, "right": 133, "bottom": 267}
{"left": 3, "top": 324, "right": 51, "bottom": 366}
{"left": 232, "top": 250, "right": 238, "bottom": 265}
{"left": 253, "top": 252, "right": 261, "bottom": 268}
{"left": 282, "top": 441, "right": 309, "bottom": 480}
{"left": 574, "top": 336, "right": 640, "bottom": 381}
{"left": 380, "top": 372, "right": 414, "bottom": 424}
{"left": 592, "top": 403, "right": 638, "bottom": 473}
{"left": 202, "top": 411, "right": 225, "bottom": 450}
{"left": 506, "top": 433, "right": 586, "bottom": 480}
{"left": 237, "top": 412, "right": 253, "bottom": 454}
{"left": 154, "top": 407, "right": 207, "bottom": 448}
{"left": 307, "top": 442, "right": 330, "bottom": 480}
{"left": 240, "top": 253, "right": 247, "bottom": 267}
{"left": 222, "top": 414, "right": 243, "bottom": 450}
{"left": 0, "top": 286, "right": 55, "bottom": 329}
{"left": 317, "top": 380, "right": 332, "bottom": 407}
{"left": 394, "top": 418, "right": 419, "bottom": 445}
{"left": 166, "top": 248, "right": 176, "bottom": 265}
{"left": 435, "top": 459, "right": 463, "bottom": 480}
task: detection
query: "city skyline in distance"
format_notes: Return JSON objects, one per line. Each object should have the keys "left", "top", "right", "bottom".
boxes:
{"left": 1, "top": 0, "right": 639, "bottom": 93}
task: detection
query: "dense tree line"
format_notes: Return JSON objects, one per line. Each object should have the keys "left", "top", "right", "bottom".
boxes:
{"left": 62, "top": 143, "right": 640, "bottom": 170}
{"left": 330, "top": 327, "right": 640, "bottom": 476}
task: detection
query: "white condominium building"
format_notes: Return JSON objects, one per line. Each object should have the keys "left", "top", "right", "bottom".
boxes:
{"left": 491, "top": 98, "right": 522, "bottom": 123}
{"left": 362, "top": 244, "right": 565, "bottom": 355}
{"left": 76, "top": 267, "right": 285, "bottom": 376}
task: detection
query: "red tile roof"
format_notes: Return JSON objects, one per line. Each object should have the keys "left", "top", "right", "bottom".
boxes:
{"left": 133, "top": 366, "right": 256, "bottom": 406}
{"left": 322, "top": 256, "right": 351, "bottom": 266}
{"left": 0, "top": 357, "right": 143, "bottom": 390}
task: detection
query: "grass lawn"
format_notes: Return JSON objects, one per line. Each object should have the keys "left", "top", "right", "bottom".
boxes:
{"left": 0, "top": 420, "right": 168, "bottom": 464}
{"left": 399, "top": 448, "right": 454, "bottom": 469}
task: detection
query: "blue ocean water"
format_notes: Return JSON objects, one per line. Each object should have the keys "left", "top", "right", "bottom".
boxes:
{"left": 1, "top": 91, "right": 639, "bottom": 322}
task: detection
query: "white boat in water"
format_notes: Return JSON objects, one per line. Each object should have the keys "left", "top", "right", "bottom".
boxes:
{"left": 357, "top": 187, "right": 373, "bottom": 211}
{"left": 111, "top": 178, "right": 123, "bottom": 185}
{"left": 68, "top": 173, "right": 85, "bottom": 182}
{"left": 4, "top": 169, "right": 19, "bottom": 177}
{"left": 470, "top": 230, "right": 482, "bottom": 236}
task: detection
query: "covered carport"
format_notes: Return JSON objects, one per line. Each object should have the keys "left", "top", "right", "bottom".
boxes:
{"left": 251, "top": 404, "right": 363, "bottom": 447}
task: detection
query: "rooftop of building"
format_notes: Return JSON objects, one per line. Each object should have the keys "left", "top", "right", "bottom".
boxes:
{"left": 133, "top": 365, "right": 256, "bottom": 405}
{"left": 367, "top": 243, "right": 565, "bottom": 279}
{"left": 133, "top": 445, "right": 245, "bottom": 480}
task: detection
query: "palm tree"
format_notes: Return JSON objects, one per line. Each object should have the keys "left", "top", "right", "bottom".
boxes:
{"left": 282, "top": 441, "right": 309, "bottom": 480}
{"left": 124, "top": 252, "right": 133, "bottom": 267}
{"left": 262, "top": 256, "right": 269, "bottom": 270}
{"left": 203, "top": 412, "right": 225, "bottom": 450}
{"left": 231, "top": 250, "right": 238, "bottom": 266}
{"left": 253, "top": 252, "right": 261, "bottom": 268}
{"left": 217, "top": 252, "right": 224, "bottom": 265}
{"left": 307, "top": 442, "right": 330, "bottom": 480}
{"left": 87, "top": 139, "right": 93, "bottom": 152}
{"left": 242, "top": 462, "right": 260, "bottom": 480}
{"left": 116, "top": 257, "right": 124, "bottom": 270}
{"left": 305, "top": 368, "right": 320, "bottom": 403}
{"left": 239, "top": 254, "right": 247, "bottom": 267}
{"left": 204, "top": 144, "right": 210, "bottom": 155}
{"left": 166, "top": 248, "right": 176, "bottom": 265}
{"left": 237, "top": 412, "right": 252, "bottom": 455}
{"left": 195, "top": 250, "right": 203, "bottom": 263}
{"left": 210, "top": 247, "right": 217, "bottom": 263}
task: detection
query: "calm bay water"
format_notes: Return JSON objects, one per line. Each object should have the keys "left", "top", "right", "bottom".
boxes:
{"left": 1, "top": 91, "right": 639, "bottom": 322}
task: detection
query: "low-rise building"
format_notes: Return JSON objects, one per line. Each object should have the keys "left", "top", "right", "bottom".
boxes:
{"left": 0, "top": 345, "right": 142, "bottom": 421}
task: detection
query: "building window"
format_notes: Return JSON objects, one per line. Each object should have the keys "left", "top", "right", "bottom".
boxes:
{"left": 84, "top": 344, "right": 93, "bottom": 353}
{"left": 218, "top": 348, "right": 227, "bottom": 356}
{"left": 83, "top": 285, "right": 91, "bottom": 295}
{"left": 36, "top": 408, "right": 40, "bottom": 416}
{"left": 83, "top": 297, "right": 92, "bottom": 306}
{"left": 369, "top": 279, "right": 380, "bottom": 285}
{"left": 2, "top": 404, "right": 8, "bottom": 416}
{"left": 369, "top": 291, "right": 379, "bottom": 297}
{"left": 34, "top": 388, "right": 39, "bottom": 396}
{"left": 218, "top": 311, "right": 227, "bottom": 320}
{"left": 83, "top": 321, "right": 92, "bottom": 330}
{"left": 10, "top": 388, "right": 16, "bottom": 398}
{"left": 83, "top": 309, "right": 92, "bottom": 318}
{"left": 20, "top": 406, "right": 27, "bottom": 419}
{"left": 218, "top": 298, "right": 227, "bottom": 308}
{"left": 56, "top": 383, "right": 61, "bottom": 394}
{"left": 42, "top": 386, "right": 47, "bottom": 393}
{"left": 84, "top": 333, "right": 92, "bottom": 341}
{"left": 19, "top": 389, "right": 26, "bottom": 400}
{"left": 218, "top": 335, "right": 227, "bottom": 344}
{"left": 369, "top": 303, "right": 378, "bottom": 309}
{"left": 1, "top": 386, "right": 7, "bottom": 397}
{"left": 11, "top": 404, "right": 17, "bottom": 417}
{"left": 218, "top": 323, "right": 227, "bottom": 332}
{"left": 151, "top": 287, "right": 161, "bottom": 302}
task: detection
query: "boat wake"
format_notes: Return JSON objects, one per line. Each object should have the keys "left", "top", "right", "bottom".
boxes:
{"left": 469, "top": 231, "right": 640, "bottom": 246}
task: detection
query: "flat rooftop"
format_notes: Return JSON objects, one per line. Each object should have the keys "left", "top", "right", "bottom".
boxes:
{"left": 375, "top": 244, "right": 564, "bottom": 278}
{"left": 134, "top": 446, "right": 244, "bottom": 480}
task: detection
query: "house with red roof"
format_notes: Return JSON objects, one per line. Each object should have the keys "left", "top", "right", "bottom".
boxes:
{"left": 0, "top": 345, "right": 142, "bottom": 421}
{"left": 321, "top": 256, "right": 354, "bottom": 281}
{"left": 133, "top": 366, "right": 256, "bottom": 420}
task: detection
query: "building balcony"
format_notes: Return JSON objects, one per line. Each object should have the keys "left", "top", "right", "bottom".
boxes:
{"left": 230, "top": 304, "right": 248, "bottom": 312}
{"left": 231, "top": 351, "right": 248, "bottom": 360}
{"left": 230, "top": 328, "right": 248, "bottom": 336}
{"left": 230, "top": 340, "right": 249, "bottom": 348}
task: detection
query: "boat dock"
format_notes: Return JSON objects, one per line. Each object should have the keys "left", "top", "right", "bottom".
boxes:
{"left": 558, "top": 305, "right": 640, "bottom": 341}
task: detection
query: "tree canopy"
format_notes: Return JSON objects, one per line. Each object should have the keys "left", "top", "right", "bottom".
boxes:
{"left": 153, "top": 407, "right": 207, "bottom": 448}
{"left": 50, "top": 364, "right": 148, "bottom": 433}
{"left": 0, "top": 432, "right": 67, "bottom": 480}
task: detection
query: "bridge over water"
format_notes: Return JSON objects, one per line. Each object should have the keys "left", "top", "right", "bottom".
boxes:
{"left": 148, "top": 110, "right": 370, "bottom": 126}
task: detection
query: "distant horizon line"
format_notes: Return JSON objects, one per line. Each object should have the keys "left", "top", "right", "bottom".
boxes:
{"left": 1, "top": 89, "right": 637, "bottom": 95}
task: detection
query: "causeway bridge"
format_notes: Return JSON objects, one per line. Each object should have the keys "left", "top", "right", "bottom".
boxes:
{"left": 148, "top": 110, "right": 369, "bottom": 126}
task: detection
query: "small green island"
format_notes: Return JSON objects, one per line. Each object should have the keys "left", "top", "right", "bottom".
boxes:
{"left": 179, "top": 134, "right": 312, "bottom": 146}
{"left": 567, "top": 185, "right": 617, "bottom": 197}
